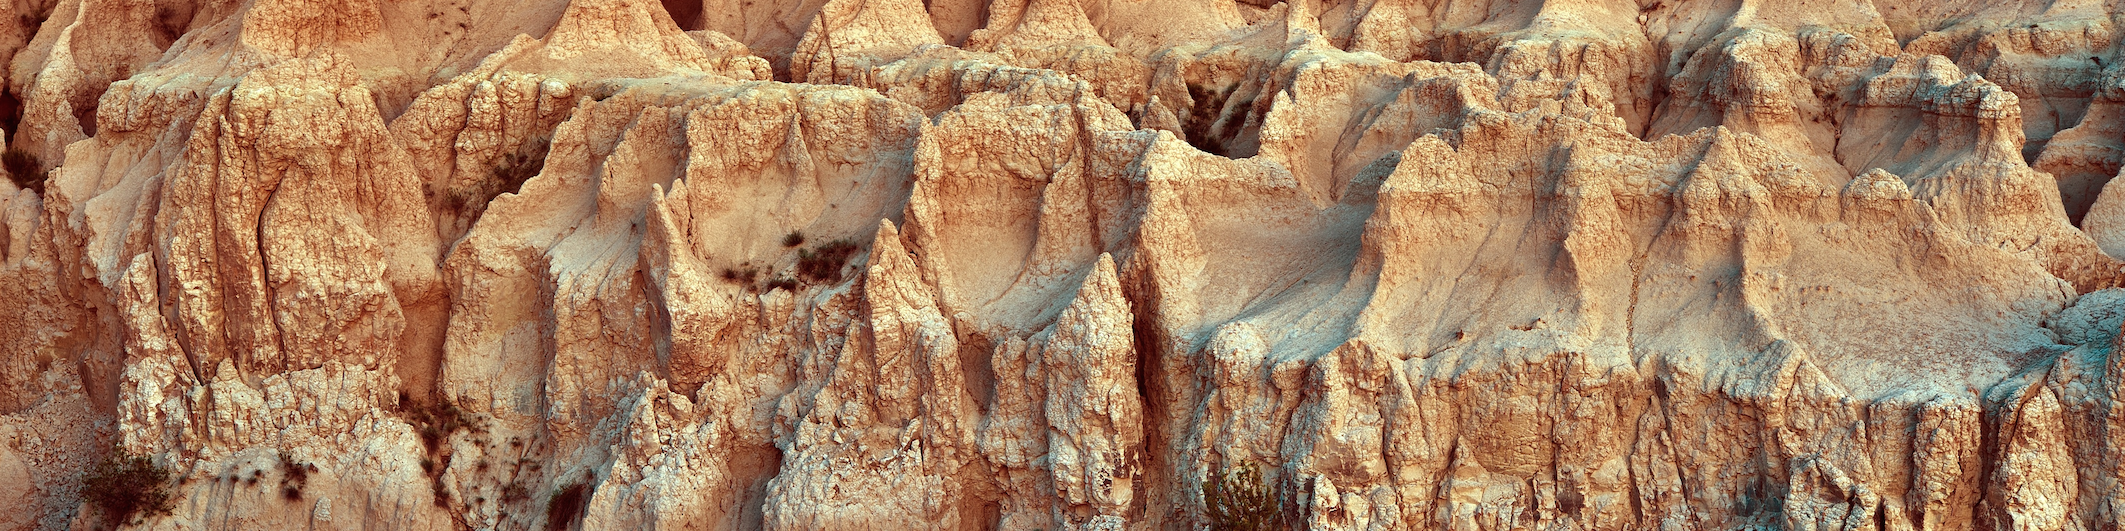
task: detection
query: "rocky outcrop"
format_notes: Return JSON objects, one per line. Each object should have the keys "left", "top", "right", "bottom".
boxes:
{"left": 7, "top": 0, "right": 2125, "bottom": 530}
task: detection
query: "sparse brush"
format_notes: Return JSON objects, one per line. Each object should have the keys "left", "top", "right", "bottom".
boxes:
{"left": 402, "top": 397, "right": 477, "bottom": 454}
{"left": 796, "top": 239, "right": 862, "bottom": 284}
{"left": 3, "top": 148, "right": 44, "bottom": 194}
{"left": 82, "top": 446, "right": 174, "bottom": 525}
{"left": 1203, "top": 462, "right": 1281, "bottom": 531}
{"left": 719, "top": 266, "right": 759, "bottom": 285}
{"left": 277, "top": 451, "right": 311, "bottom": 501}
{"left": 431, "top": 472, "right": 451, "bottom": 507}
{"left": 501, "top": 481, "right": 531, "bottom": 504}
{"left": 765, "top": 277, "right": 799, "bottom": 292}
{"left": 782, "top": 231, "right": 806, "bottom": 247}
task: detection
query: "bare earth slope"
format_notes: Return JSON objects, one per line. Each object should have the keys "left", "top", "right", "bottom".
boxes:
{"left": 4, "top": 0, "right": 2125, "bottom": 529}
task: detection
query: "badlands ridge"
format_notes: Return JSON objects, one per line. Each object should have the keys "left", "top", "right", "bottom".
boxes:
{"left": 1, "top": 0, "right": 2124, "bottom": 529}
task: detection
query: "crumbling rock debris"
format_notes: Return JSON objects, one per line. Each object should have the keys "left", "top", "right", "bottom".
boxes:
{"left": 4, "top": 0, "right": 2125, "bottom": 530}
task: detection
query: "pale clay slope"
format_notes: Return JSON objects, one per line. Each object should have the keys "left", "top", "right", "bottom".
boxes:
{"left": 1, "top": 0, "right": 2125, "bottom": 529}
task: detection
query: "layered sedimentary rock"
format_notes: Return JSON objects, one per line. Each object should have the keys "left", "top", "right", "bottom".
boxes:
{"left": 6, "top": 0, "right": 2125, "bottom": 529}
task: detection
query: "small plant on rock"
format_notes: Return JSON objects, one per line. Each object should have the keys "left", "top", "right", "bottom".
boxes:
{"left": 400, "top": 395, "right": 476, "bottom": 453}
{"left": 501, "top": 481, "right": 531, "bottom": 504}
{"left": 718, "top": 266, "right": 759, "bottom": 285}
{"left": 795, "top": 239, "right": 861, "bottom": 284}
{"left": 1202, "top": 461, "right": 1281, "bottom": 531}
{"left": 3, "top": 147, "right": 44, "bottom": 194}
{"left": 781, "top": 231, "right": 806, "bottom": 247}
{"left": 764, "top": 277, "right": 799, "bottom": 292}
{"left": 82, "top": 445, "right": 174, "bottom": 526}
{"left": 277, "top": 451, "right": 314, "bottom": 501}
{"left": 395, "top": 393, "right": 489, "bottom": 510}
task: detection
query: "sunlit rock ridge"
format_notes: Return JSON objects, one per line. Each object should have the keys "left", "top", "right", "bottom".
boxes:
{"left": 2, "top": 0, "right": 2125, "bottom": 529}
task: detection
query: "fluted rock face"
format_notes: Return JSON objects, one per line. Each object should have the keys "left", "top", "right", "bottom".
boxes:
{"left": 7, "top": 0, "right": 2125, "bottom": 529}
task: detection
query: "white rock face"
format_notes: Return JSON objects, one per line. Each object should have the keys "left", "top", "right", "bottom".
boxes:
{"left": 3, "top": 0, "right": 2125, "bottom": 530}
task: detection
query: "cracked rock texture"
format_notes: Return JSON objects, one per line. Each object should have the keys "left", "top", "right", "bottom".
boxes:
{"left": 6, "top": 0, "right": 2125, "bottom": 529}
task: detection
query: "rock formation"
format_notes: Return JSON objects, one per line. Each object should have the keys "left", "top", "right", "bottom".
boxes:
{"left": 3, "top": 0, "right": 2125, "bottom": 529}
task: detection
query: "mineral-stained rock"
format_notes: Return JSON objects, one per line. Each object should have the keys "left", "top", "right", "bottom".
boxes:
{"left": 9, "top": 0, "right": 2125, "bottom": 530}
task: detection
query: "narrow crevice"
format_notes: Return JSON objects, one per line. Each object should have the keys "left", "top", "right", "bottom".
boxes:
{"left": 731, "top": 445, "right": 784, "bottom": 529}
{"left": 0, "top": 89, "right": 23, "bottom": 146}
{"left": 255, "top": 176, "right": 288, "bottom": 374}
{"left": 959, "top": 332, "right": 997, "bottom": 415}
{"left": 1125, "top": 267, "right": 1171, "bottom": 525}
{"left": 1971, "top": 392, "right": 2007, "bottom": 528}
{"left": 71, "top": 96, "right": 98, "bottom": 138}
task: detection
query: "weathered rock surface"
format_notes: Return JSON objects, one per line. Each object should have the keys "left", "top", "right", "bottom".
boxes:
{"left": 6, "top": 0, "right": 2125, "bottom": 529}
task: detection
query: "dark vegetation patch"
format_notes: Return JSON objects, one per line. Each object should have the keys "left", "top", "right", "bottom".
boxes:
{"left": 400, "top": 395, "right": 476, "bottom": 453}
{"left": 719, "top": 265, "right": 760, "bottom": 286}
{"left": 717, "top": 236, "right": 864, "bottom": 293}
{"left": 396, "top": 393, "right": 483, "bottom": 508}
{"left": 796, "top": 239, "right": 862, "bottom": 284}
{"left": 82, "top": 446, "right": 174, "bottom": 526}
{"left": 4, "top": 148, "right": 45, "bottom": 194}
{"left": 1202, "top": 462, "right": 1282, "bottom": 531}
{"left": 764, "top": 277, "right": 799, "bottom": 292}
{"left": 277, "top": 452, "right": 315, "bottom": 501}
{"left": 501, "top": 481, "right": 531, "bottom": 505}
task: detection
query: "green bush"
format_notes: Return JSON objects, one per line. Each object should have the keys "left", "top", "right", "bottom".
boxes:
{"left": 781, "top": 231, "right": 805, "bottom": 247}
{"left": 1203, "top": 462, "right": 1280, "bottom": 531}
{"left": 82, "top": 446, "right": 174, "bottom": 525}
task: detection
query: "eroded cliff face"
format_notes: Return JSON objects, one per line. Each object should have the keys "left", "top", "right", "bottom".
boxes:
{"left": 4, "top": 0, "right": 2125, "bottom": 529}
